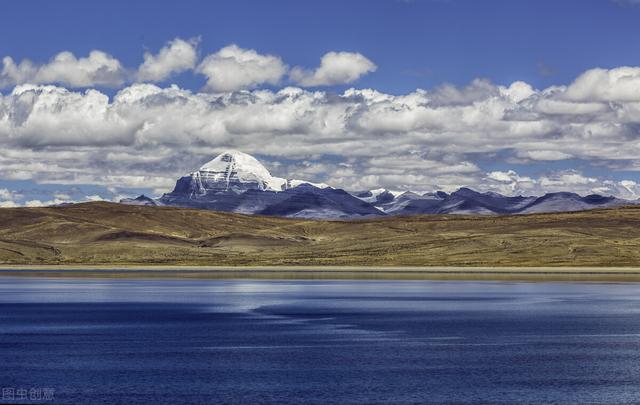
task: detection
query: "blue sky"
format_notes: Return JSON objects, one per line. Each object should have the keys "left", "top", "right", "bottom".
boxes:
{"left": 3, "top": 0, "right": 639, "bottom": 93}
{"left": 2, "top": 0, "right": 640, "bottom": 205}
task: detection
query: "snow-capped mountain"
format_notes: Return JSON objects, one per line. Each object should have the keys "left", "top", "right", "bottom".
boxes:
{"left": 167, "top": 150, "right": 327, "bottom": 195}
{"left": 121, "top": 150, "right": 636, "bottom": 219}
{"left": 196, "top": 150, "right": 287, "bottom": 192}
{"left": 157, "top": 151, "right": 380, "bottom": 219}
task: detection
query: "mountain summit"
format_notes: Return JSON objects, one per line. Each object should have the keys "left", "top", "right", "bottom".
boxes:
{"left": 157, "top": 151, "right": 380, "bottom": 219}
{"left": 195, "top": 150, "right": 287, "bottom": 192}
{"left": 168, "top": 150, "right": 329, "bottom": 197}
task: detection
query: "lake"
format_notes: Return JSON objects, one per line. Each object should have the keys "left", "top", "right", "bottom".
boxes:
{"left": 2, "top": 278, "right": 640, "bottom": 404}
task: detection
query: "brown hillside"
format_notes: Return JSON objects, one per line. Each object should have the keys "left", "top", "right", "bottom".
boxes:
{"left": 1, "top": 202, "right": 640, "bottom": 266}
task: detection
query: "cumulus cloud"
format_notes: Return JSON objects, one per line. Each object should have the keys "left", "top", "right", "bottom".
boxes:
{"left": 136, "top": 37, "right": 199, "bottom": 82}
{"left": 486, "top": 170, "right": 538, "bottom": 195}
{"left": 290, "top": 51, "right": 377, "bottom": 86}
{"left": 24, "top": 198, "right": 67, "bottom": 207}
{"left": 0, "top": 57, "right": 37, "bottom": 88}
{"left": 196, "top": 45, "right": 287, "bottom": 92}
{"left": 564, "top": 66, "right": 640, "bottom": 102}
{"left": 1, "top": 41, "right": 377, "bottom": 92}
{"left": 519, "top": 150, "right": 573, "bottom": 161}
{"left": 430, "top": 79, "right": 501, "bottom": 106}
{"left": 0, "top": 188, "right": 12, "bottom": 200}
{"left": 35, "top": 51, "right": 125, "bottom": 87}
{"left": 1, "top": 51, "right": 126, "bottom": 88}
{"left": 1, "top": 64, "right": 640, "bottom": 198}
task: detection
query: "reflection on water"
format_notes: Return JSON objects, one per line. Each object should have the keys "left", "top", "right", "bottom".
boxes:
{"left": 2, "top": 278, "right": 640, "bottom": 404}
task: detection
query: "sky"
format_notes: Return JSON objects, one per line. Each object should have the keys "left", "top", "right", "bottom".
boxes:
{"left": 2, "top": 0, "right": 640, "bottom": 206}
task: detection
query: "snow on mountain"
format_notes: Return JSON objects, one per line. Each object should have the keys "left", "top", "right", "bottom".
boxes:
{"left": 194, "top": 150, "right": 287, "bottom": 192}
{"left": 165, "top": 150, "right": 332, "bottom": 196}
{"left": 156, "top": 151, "right": 380, "bottom": 218}
{"left": 287, "top": 179, "right": 331, "bottom": 189}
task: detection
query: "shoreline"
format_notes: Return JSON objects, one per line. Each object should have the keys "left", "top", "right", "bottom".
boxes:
{"left": 2, "top": 265, "right": 640, "bottom": 281}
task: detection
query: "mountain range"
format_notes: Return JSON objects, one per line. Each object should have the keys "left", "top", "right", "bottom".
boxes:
{"left": 121, "top": 150, "right": 636, "bottom": 219}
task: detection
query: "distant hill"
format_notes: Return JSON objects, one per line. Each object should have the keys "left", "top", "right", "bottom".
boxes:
{"left": 2, "top": 202, "right": 640, "bottom": 267}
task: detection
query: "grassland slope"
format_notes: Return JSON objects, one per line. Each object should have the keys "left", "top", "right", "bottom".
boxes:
{"left": 1, "top": 202, "right": 640, "bottom": 266}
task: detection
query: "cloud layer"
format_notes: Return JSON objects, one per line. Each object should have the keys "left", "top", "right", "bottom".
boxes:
{"left": 2, "top": 62, "right": 640, "bottom": 202}
{"left": 1, "top": 38, "right": 639, "bottom": 203}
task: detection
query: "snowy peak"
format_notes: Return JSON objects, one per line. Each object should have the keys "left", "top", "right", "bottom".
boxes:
{"left": 200, "top": 150, "right": 271, "bottom": 182}
{"left": 182, "top": 150, "right": 331, "bottom": 194}
{"left": 287, "top": 179, "right": 331, "bottom": 189}
{"left": 196, "top": 150, "right": 287, "bottom": 192}
{"left": 160, "top": 150, "right": 336, "bottom": 216}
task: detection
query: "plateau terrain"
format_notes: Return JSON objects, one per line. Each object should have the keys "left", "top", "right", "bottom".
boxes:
{"left": 2, "top": 202, "right": 640, "bottom": 267}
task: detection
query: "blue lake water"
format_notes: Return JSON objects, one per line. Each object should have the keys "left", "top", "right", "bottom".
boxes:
{"left": 2, "top": 278, "right": 640, "bottom": 404}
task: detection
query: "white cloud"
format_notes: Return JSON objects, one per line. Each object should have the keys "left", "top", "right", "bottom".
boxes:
{"left": 485, "top": 170, "right": 537, "bottom": 195}
{"left": 1, "top": 63, "right": 640, "bottom": 197}
{"left": 501, "top": 81, "right": 536, "bottom": 103}
{"left": 0, "top": 188, "right": 13, "bottom": 200}
{"left": 196, "top": 44, "right": 287, "bottom": 92}
{"left": 136, "top": 37, "right": 199, "bottom": 82}
{"left": 1, "top": 42, "right": 378, "bottom": 92}
{"left": 1, "top": 51, "right": 126, "bottom": 88}
{"left": 521, "top": 150, "right": 573, "bottom": 161}
{"left": 0, "top": 57, "right": 37, "bottom": 88}
{"left": 34, "top": 51, "right": 125, "bottom": 87}
{"left": 24, "top": 198, "right": 69, "bottom": 207}
{"left": 539, "top": 172, "right": 596, "bottom": 187}
{"left": 290, "top": 51, "right": 376, "bottom": 86}
{"left": 430, "top": 79, "right": 499, "bottom": 106}
{"left": 564, "top": 67, "right": 640, "bottom": 102}
{"left": 5, "top": 84, "right": 132, "bottom": 147}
